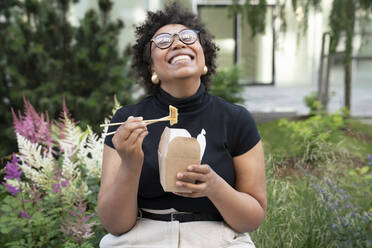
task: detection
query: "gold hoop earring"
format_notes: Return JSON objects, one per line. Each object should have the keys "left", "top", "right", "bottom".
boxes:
{"left": 151, "top": 73, "right": 159, "bottom": 84}
{"left": 202, "top": 66, "right": 208, "bottom": 75}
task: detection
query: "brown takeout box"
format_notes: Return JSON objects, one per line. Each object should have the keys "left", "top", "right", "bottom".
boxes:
{"left": 158, "top": 127, "right": 201, "bottom": 192}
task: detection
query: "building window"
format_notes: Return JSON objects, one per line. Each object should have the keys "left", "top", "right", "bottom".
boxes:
{"left": 198, "top": 4, "right": 275, "bottom": 85}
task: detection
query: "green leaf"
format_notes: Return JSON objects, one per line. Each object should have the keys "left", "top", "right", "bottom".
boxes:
{"left": 348, "top": 170, "right": 357, "bottom": 176}
{"left": 359, "top": 166, "right": 370, "bottom": 175}
{"left": 1, "top": 204, "right": 13, "bottom": 212}
{"left": 364, "top": 174, "right": 372, "bottom": 180}
{"left": 0, "top": 226, "right": 11, "bottom": 234}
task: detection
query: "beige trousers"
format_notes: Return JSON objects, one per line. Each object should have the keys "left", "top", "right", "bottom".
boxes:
{"left": 100, "top": 218, "right": 255, "bottom": 248}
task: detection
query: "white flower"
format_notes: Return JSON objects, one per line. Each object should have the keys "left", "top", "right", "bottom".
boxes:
{"left": 76, "top": 126, "right": 104, "bottom": 178}
{"left": 16, "top": 134, "right": 55, "bottom": 190}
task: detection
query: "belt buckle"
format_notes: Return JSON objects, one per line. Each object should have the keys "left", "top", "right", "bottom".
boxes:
{"left": 170, "top": 212, "right": 177, "bottom": 221}
{"left": 170, "top": 212, "right": 192, "bottom": 221}
{"left": 170, "top": 212, "right": 188, "bottom": 221}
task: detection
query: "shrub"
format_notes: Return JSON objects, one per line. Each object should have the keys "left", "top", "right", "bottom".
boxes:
{"left": 313, "top": 177, "right": 371, "bottom": 247}
{"left": 278, "top": 112, "right": 345, "bottom": 165}
{"left": 0, "top": 0, "right": 136, "bottom": 158}
{"left": 209, "top": 66, "right": 244, "bottom": 104}
{"left": 251, "top": 156, "right": 372, "bottom": 247}
{"left": 303, "top": 91, "right": 323, "bottom": 116}
{"left": 251, "top": 157, "right": 333, "bottom": 247}
{"left": 0, "top": 98, "right": 115, "bottom": 247}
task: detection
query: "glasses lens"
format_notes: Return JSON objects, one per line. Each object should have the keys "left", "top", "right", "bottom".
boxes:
{"left": 179, "top": 30, "right": 198, "bottom": 44}
{"left": 152, "top": 30, "right": 199, "bottom": 49}
{"left": 154, "top": 33, "right": 173, "bottom": 48}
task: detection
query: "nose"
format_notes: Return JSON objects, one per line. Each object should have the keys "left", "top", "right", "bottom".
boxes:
{"left": 171, "top": 35, "right": 186, "bottom": 50}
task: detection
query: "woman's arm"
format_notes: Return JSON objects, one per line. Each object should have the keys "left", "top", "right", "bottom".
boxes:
{"left": 174, "top": 140, "right": 266, "bottom": 233}
{"left": 211, "top": 140, "right": 266, "bottom": 232}
{"left": 97, "top": 117, "right": 148, "bottom": 236}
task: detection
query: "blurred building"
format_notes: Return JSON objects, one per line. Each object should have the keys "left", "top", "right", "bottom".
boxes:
{"left": 69, "top": 0, "right": 372, "bottom": 116}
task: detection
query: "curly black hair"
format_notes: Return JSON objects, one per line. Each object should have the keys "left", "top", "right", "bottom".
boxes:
{"left": 131, "top": 2, "right": 218, "bottom": 95}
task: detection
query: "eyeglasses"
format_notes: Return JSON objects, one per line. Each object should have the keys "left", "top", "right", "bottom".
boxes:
{"left": 151, "top": 29, "right": 200, "bottom": 49}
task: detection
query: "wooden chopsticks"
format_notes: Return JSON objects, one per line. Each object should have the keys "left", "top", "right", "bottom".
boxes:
{"left": 101, "top": 105, "right": 178, "bottom": 136}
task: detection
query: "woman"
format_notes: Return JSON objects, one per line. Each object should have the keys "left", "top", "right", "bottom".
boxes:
{"left": 98, "top": 2, "right": 266, "bottom": 248}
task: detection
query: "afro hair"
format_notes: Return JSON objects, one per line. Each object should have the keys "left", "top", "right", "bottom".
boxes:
{"left": 131, "top": 2, "right": 218, "bottom": 95}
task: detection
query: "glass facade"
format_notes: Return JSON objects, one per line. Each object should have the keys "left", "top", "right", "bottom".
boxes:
{"left": 71, "top": 0, "right": 371, "bottom": 88}
{"left": 198, "top": 6, "right": 235, "bottom": 69}
{"left": 198, "top": 5, "right": 274, "bottom": 85}
{"left": 239, "top": 7, "right": 273, "bottom": 84}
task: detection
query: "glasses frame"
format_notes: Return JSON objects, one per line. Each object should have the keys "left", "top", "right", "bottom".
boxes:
{"left": 151, "top": 29, "right": 200, "bottom": 49}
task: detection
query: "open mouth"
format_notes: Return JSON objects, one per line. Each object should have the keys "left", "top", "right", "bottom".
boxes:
{"left": 168, "top": 54, "right": 194, "bottom": 65}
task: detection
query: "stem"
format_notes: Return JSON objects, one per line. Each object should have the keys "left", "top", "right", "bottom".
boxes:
{"left": 343, "top": 0, "right": 355, "bottom": 116}
{"left": 20, "top": 186, "right": 35, "bottom": 246}
{"left": 344, "top": 61, "right": 351, "bottom": 113}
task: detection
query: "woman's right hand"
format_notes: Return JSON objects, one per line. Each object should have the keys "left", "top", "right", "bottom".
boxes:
{"left": 112, "top": 116, "right": 148, "bottom": 171}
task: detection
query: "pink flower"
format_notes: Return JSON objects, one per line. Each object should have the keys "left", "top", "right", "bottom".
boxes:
{"left": 2, "top": 182, "right": 20, "bottom": 196}
{"left": 51, "top": 173, "right": 71, "bottom": 193}
{"left": 11, "top": 97, "right": 53, "bottom": 149}
{"left": 52, "top": 183, "right": 60, "bottom": 193}
{"left": 61, "top": 201, "right": 97, "bottom": 243}
{"left": 5, "top": 154, "right": 23, "bottom": 181}
{"left": 21, "top": 209, "right": 30, "bottom": 219}
{"left": 61, "top": 177, "right": 71, "bottom": 188}
{"left": 82, "top": 214, "right": 92, "bottom": 223}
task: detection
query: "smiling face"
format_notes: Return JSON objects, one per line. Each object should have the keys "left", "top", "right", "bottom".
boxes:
{"left": 150, "top": 24, "right": 206, "bottom": 91}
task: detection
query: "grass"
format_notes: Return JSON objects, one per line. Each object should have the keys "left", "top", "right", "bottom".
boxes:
{"left": 251, "top": 117, "right": 372, "bottom": 248}
{"left": 342, "top": 119, "right": 372, "bottom": 155}
{"left": 257, "top": 120, "right": 297, "bottom": 159}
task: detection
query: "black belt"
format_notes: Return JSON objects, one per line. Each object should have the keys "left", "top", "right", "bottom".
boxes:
{"left": 138, "top": 209, "right": 222, "bottom": 223}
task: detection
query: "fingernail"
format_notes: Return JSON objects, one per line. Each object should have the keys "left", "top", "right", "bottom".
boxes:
{"left": 128, "top": 116, "right": 133, "bottom": 120}
{"left": 176, "top": 181, "right": 183, "bottom": 186}
{"left": 177, "top": 173, "right": 183, "bottom": 178}
{"left": 138, "top": 116, "right": 143, "bottom": 120}
{"left": 188, "top": 166, "right": 193, "bottom": 170}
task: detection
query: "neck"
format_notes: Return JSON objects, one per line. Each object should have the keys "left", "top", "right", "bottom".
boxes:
{"left": 160, "top": 78, "right": 201, "bottom": 98}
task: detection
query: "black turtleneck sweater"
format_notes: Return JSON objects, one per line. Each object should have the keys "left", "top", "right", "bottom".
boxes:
{"left": 104, "top": 84, "right": 260, "bottom": 214}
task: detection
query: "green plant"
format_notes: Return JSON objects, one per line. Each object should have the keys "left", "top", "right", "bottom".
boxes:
{"left": 209, "top": 66, "right": 244, "bottom": 104}
{"left": 346, "top": 154, "right": 372, "bottom": 212}
{"left": 251, "top": 155, "right": 372, "bottom": 248}
{"left": 278, "top": 112, "right": 345, "bottom": 165}
{"left": 304, "top": 91, "right": 323, "bottom": 116}
{"left": 251, "top": 157, "right": 335, "bottom": 247}
{"left": 0, "top": 98, "right": 117, "bottom": 247}
{"left": 254, "top": 118, "right": 372, "bottom": 247}
{"left": 312, "top": 175, "right": 371, "bottom": 247}
{"left": 0, "top": 0, "right": 136, "bottom": 158}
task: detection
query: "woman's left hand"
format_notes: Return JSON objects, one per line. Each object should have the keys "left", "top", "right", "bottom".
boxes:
{"left": 173, "top": 164, "right": 223, "bottom": 198}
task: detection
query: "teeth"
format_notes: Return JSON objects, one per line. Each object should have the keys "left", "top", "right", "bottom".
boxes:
{"left": 171, "top": 55, "right": 191, "bottom": 64}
